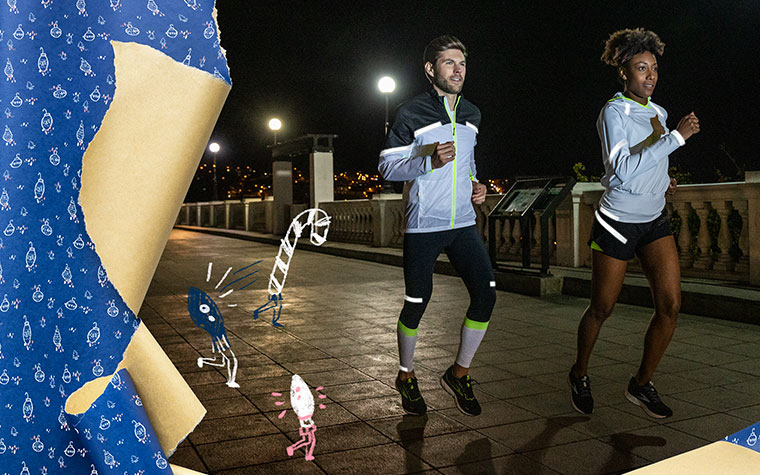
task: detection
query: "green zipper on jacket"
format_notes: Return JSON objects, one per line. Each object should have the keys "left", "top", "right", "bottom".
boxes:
{"left": 444, "top": 96, "right": 460, "bottom": 228}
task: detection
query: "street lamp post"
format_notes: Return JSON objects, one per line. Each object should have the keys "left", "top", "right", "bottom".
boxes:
{"left": 378, "top": 76, "right": 396, "bottom": 194}
{"left": 209, "top": 142, "right": 220, "bottom": 201}
{"left": 378, "top": 76, "right": 396, "bottom": 135}
{"left": 268, "top": 118, "right": 282, "bottom": 145}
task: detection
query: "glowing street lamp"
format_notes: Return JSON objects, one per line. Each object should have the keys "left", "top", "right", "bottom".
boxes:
{"left": 209, "top": 142, "right": 220, "bottom": 201}
{"left": 378, "top": 76, "right": 396, "bottom": 135}
{"left": 269, "top": 118, "right": 282, "bottom": 145}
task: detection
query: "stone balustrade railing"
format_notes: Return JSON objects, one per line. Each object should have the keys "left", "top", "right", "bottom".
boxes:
{"left": 178, "top": 180, "right": 760, "bottom": 285}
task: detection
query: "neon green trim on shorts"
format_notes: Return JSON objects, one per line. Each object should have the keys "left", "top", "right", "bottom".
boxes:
{"left": 463, "top": 318, "right": 489, "bottom": 331}
{"left": 590, "top": 240, "right": 604, "bottom": 252}
{"left": 397, "top": 320, "right": 418, "bottom": 337}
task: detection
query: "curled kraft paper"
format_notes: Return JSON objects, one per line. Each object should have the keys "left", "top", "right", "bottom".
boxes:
{"left": 0, "top": 2, "right": 229, "bottom": 474}
{"left": 67, "top": 369, "right": 170, "bottom": 473}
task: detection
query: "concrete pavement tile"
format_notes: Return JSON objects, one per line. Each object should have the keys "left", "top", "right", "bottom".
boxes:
{"left": 237, "top": 374, "right": 294, "bottom": 395}
{"left": 554, "top": 406, "right": 656, "bottom": 438}
{"left": 323, "top": 343, "right": 387, "bottom": 358}
{"left": 475, "top": 349, "right": 536, "bottom": 364}
{"left": 214, "top": 458, "right": 325, "bottom": 474}
{"left": 675, "top": 366, "right": 756, "bottom": 385}
{"left": 651, "top": 356, "right": 707, "bottom": 374}
{"left": 602, "top": 424, "right": 716, "bottom": 463}
{"left": 189, "top": 413, "right": 280, "bottom": 444}
{"left": 477, "top": 377, "right": 556, "bottom": 399}
{"left": 195, "top": 434, "right": 294, "bottom": 470}
{"left": 665, "top": 413, "right": 753, "bottom": 442}
{"left": 367, "top": 412, "right": 471, "bottom": 442}
{"left": 263, "top": 402, "right": 359, "bottom": 429}
{"left": 168, "top": 445, "right": 207, "bottom": 472}
{"left": 300, "top": 367, "right": 375, "bottom": 387}
{"left": 340, "top": 395, "right": 408, "bottom": 420}
{"left": 440, "top": 400, "right": 538, "bottom": 429}
{"left": 720, "top": 359, "right": 760, "bottom": 377}
{"left": 523, "top": 437, "right": 650, "bottom": 474}
{"left": 675, "top": 348, "right": 751, "bottom": 366}
{"left": 500, "top": 358, "right": 567, "bottom": 377}
{"left": 670, "top": 386, "right": 758, "bottom": 412}
{"left": 726, "top": 404, "right": 760, "bottom": 423}
{"left": 316, "top": 442, "right": 432, "bottom": 474}
{"left": 677, "top": 334, "right": 747, "bottom": 349}
{"left": 161, "top": 342, "right": 203, "bottom": 362}
{"left": 723, "top": 380, "right": 760, "bottom": 396}
{"left": 324, "top": 380, "right": 397, "bottom": 402}
{"left": 479, "top": 417, "right": 591, "bottom": 452}
{"left": 183, "top": 369, "right": 228, "bottom": 387}
{"left": 439, "top": 453, "right": 560, "bottom": 474}
{"left": 402, "top": 430, "right": 512, "bottom": 468}
{"left": 192, "top": 383, "right": 243, "bottom": 402}
{"left": 342, "top": 353, "right": 400, "bottom": 368}
{"left": 507, "top": 390, "right": 583, "bottom": 417}
{"left": 202, "top": 396, "right": 259, "bottom": 420}
{"left": 718, "top": 341, "right": 760, "bottom": 358}
{"left": 234, "top": 363, "right": 291, "bottom": 381}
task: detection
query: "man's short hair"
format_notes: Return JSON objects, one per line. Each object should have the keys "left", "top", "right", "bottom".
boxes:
{"left": 423, "top": 35, "right": 468, "bottom": 67}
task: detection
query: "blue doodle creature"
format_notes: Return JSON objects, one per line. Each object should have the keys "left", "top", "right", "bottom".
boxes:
{"left": 187, "top": 287, "right": 238, "bottom": 388}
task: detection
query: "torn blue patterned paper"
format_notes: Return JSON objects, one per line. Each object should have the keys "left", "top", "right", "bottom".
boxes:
{"left": 725, "top": 421, "right": 760, "bottom": 454}
{"left": 70, "top": 368, "right": 170, "bottom": 473}
{"left": 0, "top": 1, "right": 230, "bottom": 473}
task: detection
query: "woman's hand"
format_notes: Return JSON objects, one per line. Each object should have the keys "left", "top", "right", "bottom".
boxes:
{"left": 676, "top": 112, "right": 700, "bottom": 140}
{"left": 666, "top": 177, "right": 677, "bottom": 196}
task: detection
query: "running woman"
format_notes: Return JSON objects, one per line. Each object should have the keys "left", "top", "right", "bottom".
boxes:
{"left": 568, "top": 28, "right": 700, "bottom": 418}
{"left": 379, "top": 35, "right": 496, "bottom": 417}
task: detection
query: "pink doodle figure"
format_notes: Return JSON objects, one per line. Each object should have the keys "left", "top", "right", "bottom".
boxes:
{"left": 274, "top": 374, "right": 327, "bottom": 461}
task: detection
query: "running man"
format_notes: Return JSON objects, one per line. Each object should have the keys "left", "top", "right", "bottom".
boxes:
{"left": 378, "top": 35, "right": 496, "bottom": 416}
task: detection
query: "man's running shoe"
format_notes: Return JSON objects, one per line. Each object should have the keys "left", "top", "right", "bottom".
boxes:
{"left": 395, "top": 375, "right": 427, "bottom": 415}
{"left": 440, "top": 366, "right": 481, "bottom": 416}
{"left": 568, "top": 371, "right": 594, "bottom": 415}
{"left": 625, "top": 377, "right": 673, "bottom": 419}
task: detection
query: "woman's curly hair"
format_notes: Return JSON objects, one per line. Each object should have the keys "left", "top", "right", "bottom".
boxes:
{"left": 601, "top": 28, "right": 665, "bottom": 68}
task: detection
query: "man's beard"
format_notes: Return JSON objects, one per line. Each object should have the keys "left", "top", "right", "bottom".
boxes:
{"left": 433, "top": 73, "right": 462, "bottom": 95}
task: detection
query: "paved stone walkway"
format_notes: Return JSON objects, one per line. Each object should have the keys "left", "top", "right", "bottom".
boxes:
{"left": 151, "top": 229, "right": 760, "bottom": 474}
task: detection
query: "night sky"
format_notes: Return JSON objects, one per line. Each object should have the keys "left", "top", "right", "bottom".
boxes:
{"left": 206, "top": 1, "right": 758, "bottom": 184}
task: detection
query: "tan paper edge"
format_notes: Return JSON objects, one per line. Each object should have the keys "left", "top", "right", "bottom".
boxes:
{"left": 171, "top": 464, "right": 207, "bottom": 475}
{"left": 69, "top": 39, "right": 230, "bottom": 457}
{"left": 627, "top": 441, "right": 760, "bottom": 474}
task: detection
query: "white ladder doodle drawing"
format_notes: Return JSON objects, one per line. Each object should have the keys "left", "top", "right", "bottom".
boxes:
{"left": 254, "top": 208, "right": 330, "bottom": 327}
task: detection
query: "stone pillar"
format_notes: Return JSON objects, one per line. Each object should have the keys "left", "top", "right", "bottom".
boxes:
{"left": 272, "top": 161, "right": 293, "bottom": 235}
{"left": 673, "top": 201, "right": 693, "bottom": 268}
{"left": 734, "top": 201, "right": 749, "bottom": 274}
{"left": 243, "top": 200, "right": 250, "bottom": 231}
{"left": 712, "top": 201, "right": 734, "bottom": 271}
{"left": 224, "top": 201, "right": 231, "bottom": 229}
{"left": 309, "top": 151, "right": 334, "bottom": 208}
{"left": 692, "top": 203, "right": 713, "bottom": 270}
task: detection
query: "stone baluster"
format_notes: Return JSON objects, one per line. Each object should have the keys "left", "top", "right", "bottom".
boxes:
{"left": 712, "top": 201, "right": 735, "bottom": 271}
{"left": 734, "top": 201, "right": 749, "bottom": 274}
{"left": 496, "top": 219, "right": 509, "bottom": 256}
{"left": 549, "top": 215, "right": 557, "bottom": 260}
{"left": 531, "top": 214, "right": 542, "bottom": 258}
{"left": 509, "top": 219, "right": 521, "bottom": 256}
{"left": 672, "top": 201, "right": 693, "bottom": 268}
{"left": 692, "top": 202, "right": 713, "bottom": 270}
